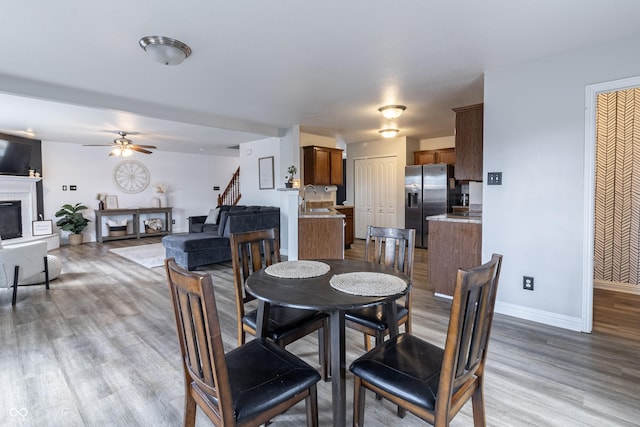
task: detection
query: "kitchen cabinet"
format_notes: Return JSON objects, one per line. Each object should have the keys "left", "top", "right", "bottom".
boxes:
{"left": 334, "top": 206, "right": 354, "bottom": 248}
{"left": 303, "top": 145, "right": 344, "bottom": 185}
{"left": 413, "top": 148, "right": 455, "bottom": 166}
{"left": 427, "top": 217, "right": 481, "bottom": 295}
{"left": 298, "top": 217, "right": 344, "bottom": 259}
{"left": 453, "top": 103, "right": 483, "bottom": 181}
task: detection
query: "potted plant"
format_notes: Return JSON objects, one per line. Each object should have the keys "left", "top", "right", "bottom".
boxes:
{"left": 285, "top": 165, "right": 297, "bottom": 188}
{"left": 55, "top": 203, "right": 91, "bottom": 245}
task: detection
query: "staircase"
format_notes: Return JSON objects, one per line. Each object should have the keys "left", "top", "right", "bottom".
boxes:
{"left": 218, "top": 167, "right": 241, "bottom": 206}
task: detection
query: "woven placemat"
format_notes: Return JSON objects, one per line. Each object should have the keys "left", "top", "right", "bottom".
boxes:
{"left": 330, "top": 272, "right": 407, "bottom": 296}
{"left": 265, "top": 260, "right": 331, "bottom": 279}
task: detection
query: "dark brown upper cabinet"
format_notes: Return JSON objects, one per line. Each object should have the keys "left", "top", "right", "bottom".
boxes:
{"left": 303, "top": 146, "right": 344, "bottom": 186}
{"left": 453, "top": 103, "right": 483, "bottom": 181}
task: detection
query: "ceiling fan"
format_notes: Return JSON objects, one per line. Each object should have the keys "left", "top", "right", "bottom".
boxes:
{"left": 83, "top": 131, "right": 157, "bottom": 156}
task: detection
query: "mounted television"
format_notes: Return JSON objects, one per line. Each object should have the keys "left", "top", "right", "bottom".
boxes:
{"left": 0, "top": 132, "right": 41, "bottom": 176}
{"left": 0, "top": 139, "right": 33, "bottom": 175}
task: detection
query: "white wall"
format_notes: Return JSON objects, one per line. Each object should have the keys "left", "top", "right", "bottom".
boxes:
{"left": 42, "top": 141, "right": 239, "bottom": 243}
{"left": 238, "top": 137, "right": 282, "bottom": 205}
{"left": 419, "top": 136, "right": 455, "bottom": 150}
{"left": 300, "top": 132, "right": 336, "bottom": 148}
{"left": 484, "top": 33, "right": 640, "bottom": 330}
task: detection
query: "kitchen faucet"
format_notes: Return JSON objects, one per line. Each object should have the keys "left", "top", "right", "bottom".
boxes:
{"left": 301, "top": 184, "right": 317, "bottom": 211}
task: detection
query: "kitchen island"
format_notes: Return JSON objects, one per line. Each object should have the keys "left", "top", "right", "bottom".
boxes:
{"left": 427, "top": 214, "right": 481, "bottom": 295}
{"left": 298, "top": 208, "right": 345, "bottom": 259}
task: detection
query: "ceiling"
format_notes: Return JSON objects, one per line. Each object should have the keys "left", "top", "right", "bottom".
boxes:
{"left": 1, "top": 1, "right": 640, "bottom": 156}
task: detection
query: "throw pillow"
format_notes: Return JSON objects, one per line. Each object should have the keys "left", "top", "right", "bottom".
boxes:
{"left": 204, "top": 207, "right": 220, "bottom": 225}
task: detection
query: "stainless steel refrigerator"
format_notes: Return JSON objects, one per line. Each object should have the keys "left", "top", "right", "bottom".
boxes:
{"left": 405, "top": 164, "right": 457, "bottom": 248}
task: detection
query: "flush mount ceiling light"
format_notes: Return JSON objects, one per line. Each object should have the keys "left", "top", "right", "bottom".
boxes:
{"left": 139, "top": 36, "right": 192, "bottom": 66}
{"left": 378, "top": 105, "right": 406, "bottom": 120}
{"left": 379, "top": 129, "right": 399, "bottom": 138}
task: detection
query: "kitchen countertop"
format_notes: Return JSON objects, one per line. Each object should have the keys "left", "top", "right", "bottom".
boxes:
{"left": 427, "top": 213, "right": 482, "bottom": 224}
{"left": 299, "top": 207, "right": 346, "bottom": 219}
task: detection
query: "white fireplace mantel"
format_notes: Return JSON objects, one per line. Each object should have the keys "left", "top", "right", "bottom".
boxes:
{"left": 0, "top": 175, "right": 43, "bottom": 242}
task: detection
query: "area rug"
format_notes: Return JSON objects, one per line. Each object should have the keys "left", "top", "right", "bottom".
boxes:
{"left": 109, "top": 243, "right": 166, "bottom": 268}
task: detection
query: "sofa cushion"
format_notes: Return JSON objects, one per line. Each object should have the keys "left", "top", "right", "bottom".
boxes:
{"left": 222, "top": 208, "right": 280, "bottom": 238}
{"left": 204, "top": 207, "right": 220, "bottom": 224}
{"left": 162, "top": 233, "right": 228, "bottom": 252}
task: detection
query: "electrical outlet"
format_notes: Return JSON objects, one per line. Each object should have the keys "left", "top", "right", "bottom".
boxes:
{"left": 487, "top": 172, "right": 502, "bottom": 185}
{"left": 62, "top": 185, "right": 67, "bottom": 191}
{"left": 213, "top": 186, "right": 220, "bottom": 191}
{"left": 70, "top": 185, "right": 77, "bottom": 191}
{"left": 523, "top": 276, "right": 534, "bottom": 291}
{"left": 172, "top": 219, "right": 176, "bottom": 224}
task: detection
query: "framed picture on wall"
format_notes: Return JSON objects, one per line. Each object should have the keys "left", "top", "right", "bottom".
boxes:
{"left": 258, "top": 156, "right": 275, "bottom": 190}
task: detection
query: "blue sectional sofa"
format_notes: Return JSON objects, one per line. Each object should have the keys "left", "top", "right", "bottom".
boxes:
{"left": 162, "top": 205, "right": 280, "bottom": 270}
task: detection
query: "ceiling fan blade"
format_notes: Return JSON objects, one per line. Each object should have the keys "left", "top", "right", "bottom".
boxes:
{"left": 131, "top": 146, "right": 153, "bottom": 154}
{"left": 133, "top": 144, "right": 157, "bottom": 149}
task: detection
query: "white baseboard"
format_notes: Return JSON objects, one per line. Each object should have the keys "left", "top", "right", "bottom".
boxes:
{"left": 495, "top": 301, "right": 582, "bottom": 332}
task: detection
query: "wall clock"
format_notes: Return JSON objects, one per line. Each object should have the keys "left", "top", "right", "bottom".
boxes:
{"left": 113, "top": 160, "right": 150, "bottom": 193}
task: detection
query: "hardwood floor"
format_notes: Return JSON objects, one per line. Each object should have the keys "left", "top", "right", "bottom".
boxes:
{"left": 1, "top": 238, "right": 639, "bottom": 426}
{"left": 593, "top": 288, "right": 640, "bottom": 341}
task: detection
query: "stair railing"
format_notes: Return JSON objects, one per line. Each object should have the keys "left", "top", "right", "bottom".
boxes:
{"left": 217, "top": 167, "right": 241, "bottom": 206}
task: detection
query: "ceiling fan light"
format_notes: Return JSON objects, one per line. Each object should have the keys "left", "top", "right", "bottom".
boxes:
{"left": 378, "top": 105, "right": 406, "bottom": 120}
{"left": 111, "top": 147, "right": 122, "bottom": 156}
{"left": 139, "top": 36, "right": 192, "bottom": 66}
{"left": 379, "top": 128, "right": 399, "bottom": 138}
{"left": 122, "top": 148, "right": 134, "bottom": 157}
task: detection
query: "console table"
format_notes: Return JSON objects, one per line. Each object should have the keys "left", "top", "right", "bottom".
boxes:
{"left": 95, "top": 207, "right": 173, "bottom": 243}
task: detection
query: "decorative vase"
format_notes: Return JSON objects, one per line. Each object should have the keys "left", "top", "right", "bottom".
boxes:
{"left": 98, "top": 201, "right": 105, "bottom": 210}
{"left": 285, "top": 182, "right": 293, "bottom": 188}
{"left": 157, "top": 193, "right": 168, "bottom": 207}
{"left": 69, "top": 233, "right": 83, "bottom": 246}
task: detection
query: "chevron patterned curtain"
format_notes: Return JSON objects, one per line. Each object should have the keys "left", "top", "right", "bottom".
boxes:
{"left": 594, "top": 88, "right": 640, "bottom": 286}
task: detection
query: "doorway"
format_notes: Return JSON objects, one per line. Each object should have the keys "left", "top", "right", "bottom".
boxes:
{"left": 584, "top": 75, "right": 640, "bottom": 333}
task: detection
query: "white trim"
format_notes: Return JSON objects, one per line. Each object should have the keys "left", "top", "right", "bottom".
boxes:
{"left": 495, "top": 301, "right": 582, "bottom": 332}
{"left": 583, "top": 75, "right": 640, "bottom": 333}
{"left": 594, "top": 280, "right": 640, "bottom": 295}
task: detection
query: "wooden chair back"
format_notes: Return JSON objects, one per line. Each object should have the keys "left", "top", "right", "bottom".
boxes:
{"left": 164, "top": 258, "right": 235, "bottom": 425}
{"left": 436, "top": 253, "right": 503, "bottom": 424}
{"left": 364, "top": 225, "right": 416, "bottom": 279}
{"left": 229, "top": 228, "right": 281, "bottom": 345}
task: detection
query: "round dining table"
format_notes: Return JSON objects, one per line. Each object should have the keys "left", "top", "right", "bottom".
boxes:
{"left": 245, "top": 258, "right": 410, "bottom": 427}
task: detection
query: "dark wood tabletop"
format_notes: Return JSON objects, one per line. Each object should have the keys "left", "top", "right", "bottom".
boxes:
{"left": 246, "top": 258, "right": 410, "bottom": 427}
{"left": 245, "top": 258, "right": 409, "bottom": 311}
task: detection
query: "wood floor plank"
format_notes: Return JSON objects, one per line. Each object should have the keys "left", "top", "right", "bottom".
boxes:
{"left": 1, "top": 237, "right": 639, "bottom": 426}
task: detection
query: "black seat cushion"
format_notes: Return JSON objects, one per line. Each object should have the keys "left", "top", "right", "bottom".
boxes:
{"left": 243, "top": 306, "right": 326, "bottom": 342}
{"left": 345, "top": 303, "right": 409, "bottom": 331}
{"left": 349, "top": 333, "right": 445, "bottom": 411}
{"left": 219, "top": 339, "right": 321, "bottom": 423}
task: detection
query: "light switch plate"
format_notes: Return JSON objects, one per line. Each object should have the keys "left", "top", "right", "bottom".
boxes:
{"left": 487, "top": 172, "right": 502, "bottom": 185}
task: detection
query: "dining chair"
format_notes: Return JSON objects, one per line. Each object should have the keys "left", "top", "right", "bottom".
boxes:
{"left": 164, "top": 258, "right": 321, "bottom": 427}
{"left": 345, "top": 225, "right": 416, "bottom": 351}
{"left": 229, "top": 228, "right": 330, "bottom": 380}
{"left": 349, "top": 254, "right": 503, "bottom": 426}
{"left": 0, "top": 237, "right": 49, "bottom": 305}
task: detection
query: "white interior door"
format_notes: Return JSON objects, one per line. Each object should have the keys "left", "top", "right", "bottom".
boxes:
{"left": 354, "top": 159, "right": 373, "bottom": 238}
{"left": 354, "top": 156, "right": 397, "bottom": 238}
